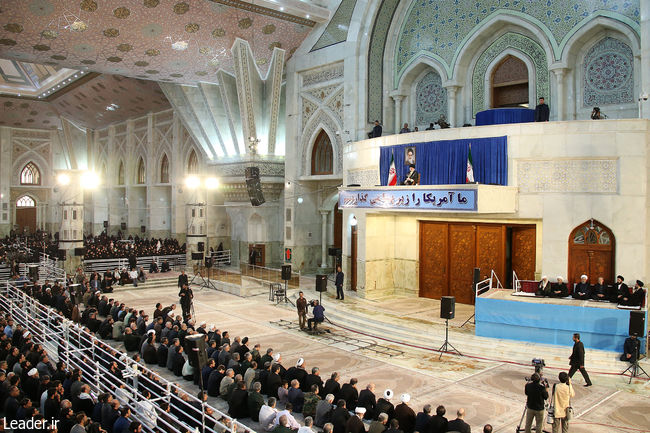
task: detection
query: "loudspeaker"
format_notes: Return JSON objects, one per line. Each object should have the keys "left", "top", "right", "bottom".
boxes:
{"left": 198, "top": 242, "right": 204, "bottom": 252}
{"left": 103, "top": 221, "right": 108, "bottom": 228}
{"left": 140, "top": 225, "right": 146, "bottom": 233}
{"left": 246, "top": 178, "right": 265, "bottom": 206}
{"left": 629, "top": 310, "right": 646, "bottom": 337}
{"left": 28, "top": 265, "right": 39, "bottom": 280}
{"left": 57, "top": 249, "right": 66, "bottom": 261}
{"left": 245, "top": 166, "right": 260, "bottom": 179}
{"left": 185, "top": 334, "right": 208, "bottom": 369}
{"left": 120, "top": 222, "right": 126, "bottom": 230}
{"left": 74, "top": 247, "right": 86, "bottom": 256}
{"left": 316, "top": 274, "right": 327, "bottom": 292}
{"left": 440, "top": 296, "right": 455, "bottom": 319}
{"left": 204, "top": 257, "right": 212, "bottom": 268}
{"left": 191, "top": 252, "right": 204, "bottom": 261}
{"left": 281, "top": 264, "right": 292, "bottom": 280}
{"left": 473, "top": 267, "right": 481, "bottom": 293}
{"left": 328, "top": 247, "right": 342, "bottom": 257}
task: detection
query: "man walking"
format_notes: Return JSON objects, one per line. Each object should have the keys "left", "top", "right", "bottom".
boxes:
{"left": 335, "top": 266, "right": 344, "bottom": 300}
{"left": 296, "top": 291, "right": 308, "bottom": 330}
{"left": 524, "top": 373, "right": 548, "bottom": 433}
{"left": 568, "top": 333, "right": 592, "bottom": 386}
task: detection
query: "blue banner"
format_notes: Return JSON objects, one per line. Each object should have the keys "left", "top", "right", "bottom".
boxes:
{"left": 339, "top": 189, "right": 477, "bottom": 211}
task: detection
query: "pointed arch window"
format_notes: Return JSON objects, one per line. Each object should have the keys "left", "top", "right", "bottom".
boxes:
{"left": 311, "top": 130, "right": 333, "bottom": 175}
{"left": 118, "top": 161, "right": 125, "bottom": 185}
{"left": 188, "top": 149, "right": 198, "bottom": 174}
{"left": 160, "top": 154, "right": 169, "bottom": 183}
{"left": 16, "top": 196, "right": 35, "bottom": 207}
{"left": 20, "top": 162, "right": 41, "bottom": 185}
{"left": 137, "top": 157, "right": 146, "bottom": 184}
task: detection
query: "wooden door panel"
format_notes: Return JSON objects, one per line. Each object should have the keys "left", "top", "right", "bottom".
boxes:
{"left": 476, "top": 225, "right": 505, "bottom": 282}
{"left": 16, "top": 208, "right": 36, "bottom": 234}
{"left": 419, "top": 222, "right": 448, "bottom": 299}
{"left": 333, "top": 203, "right": 342, "bottom": 249}
{"left": 449, "top": 225, "right": 476, "bottom": 305}
{"left": 569, "top": 249, "right": 590, "bottom": 286}
{"left": 589, "top": 251, "right": 612, "bottom": 283}
{"left": 511, "top": 226, "right": 536, "bottom": 280}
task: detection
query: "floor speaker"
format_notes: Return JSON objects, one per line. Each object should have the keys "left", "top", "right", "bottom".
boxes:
{"left": 440, "top": 296, "right": 455, "bottom": 319}
{"left": 198, "top": 242, "right": 204, "bottom": 252}
{"left": 185, "top": 334, "right": 208, "bottom": 369}
{"left": 281, "top": 264, "right": 292, "bottom": 280}
{"left": 629, "top": 310, "right": 646, "bottom": 337}
{"left": 316, "top": 274, "right": 327, "bottom": 292}
{"left": 191, "top": 252, "right": 204, "bottom": 261}
{"left": 74, "top": 247, "right": 86, "bottom": 256}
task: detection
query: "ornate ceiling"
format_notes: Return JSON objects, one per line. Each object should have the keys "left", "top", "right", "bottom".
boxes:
{"left": 0, "top": 0, "right": 323, "bottom": 84}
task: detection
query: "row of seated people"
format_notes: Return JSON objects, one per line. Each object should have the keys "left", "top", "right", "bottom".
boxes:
{"left": 18, "top": 279, "right": 489, "bottom": 433}
{"left": 83, "top": 233, "right": 185, "bottom": 260}
{"left": 535, "top": 275, "right": 645, "bottom": 306}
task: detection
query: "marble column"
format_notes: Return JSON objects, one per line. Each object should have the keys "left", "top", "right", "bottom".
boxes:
{"left": 320, "top": 210, "right": 329, "bottom": 268}
{"left": 445, "top": 86, "right": 459, "bottom": 127}
{"left": 552, "top": 68, "right": 567, "bottom": 121}
{"left": 392, "top": 95, "right": 404, "bottom": 133}
{"left": 641, "top": 1, "right": 650, "bottom": 119}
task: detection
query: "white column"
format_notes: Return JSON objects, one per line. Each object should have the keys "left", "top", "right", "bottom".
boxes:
{"left": 320, "top": 210, "right": 328, "bottom": 268}
{"left": 640, "top": 1, "right": 650, "bottom": 118}
{"left": 445, "top": 86, "right": 458, "bottom": 127}
{"left": 552, "top": 68, "right": 567, "bottom": 121}
{"left": 392, "top": 95, "right": 404, "bottom": 133}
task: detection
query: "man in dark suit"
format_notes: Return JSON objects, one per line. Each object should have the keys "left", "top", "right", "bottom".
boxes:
{"left": 368, "top": 121, "right": 382, "bottom": 138}
{"left": 338, "top": 378, "right": 359, "bottom": 411}
{"left": 611, "top": 275, "right": 628, "bottom": 303}
{"left": 534, "top": 97, "right": 549, "bottom": 122}
{"left": 331, "top": 399, "right": 351, "bottom": 433}
{"left": 177, "top": 271, "right": 188, "bottom": 288}
{"left": 446, "top": 408, "right": 470, "bottom": 433}
{"left": 568, "top": 333, "right": 592, "bottom": 386}
{"left": 335, "top": 266, "right": 344, "bottom": 300}
{"left": 427, "top": 405, "right": 448, "bottom": 433}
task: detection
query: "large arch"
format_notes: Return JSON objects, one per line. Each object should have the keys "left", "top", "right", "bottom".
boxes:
{"left": 482, "top": 49, "right": 537, "bottom": 110}
{"left": 567, "top": 219, "right": 615, "bottom": 286}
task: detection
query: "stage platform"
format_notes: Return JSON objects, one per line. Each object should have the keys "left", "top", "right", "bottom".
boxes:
{"left": 476, "top": 289, "right": 647, "bottom": 352}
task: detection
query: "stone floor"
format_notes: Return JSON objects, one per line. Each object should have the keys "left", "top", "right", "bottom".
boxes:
{"left": 111, "top": 284, "right": 650, "bottom": 433}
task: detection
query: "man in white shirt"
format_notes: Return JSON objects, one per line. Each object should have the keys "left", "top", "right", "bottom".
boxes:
{"left": 259, "top": 397, "right": 279, "bottom": 431}
{"left": 274, "top": 402, "right": 301, "bottom": 430}
{"left": 298, "top": 416, "right": 315, "bottom": 433}
{"left": 129, "top": 268, "right": 139, "bottom": 287}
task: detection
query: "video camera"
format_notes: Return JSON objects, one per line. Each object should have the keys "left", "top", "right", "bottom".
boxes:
{"left": 308, "top": 300, "right": 318, "bottom": 307}
{"left": 525, "top": 358, "right": 549, "bottom": 387}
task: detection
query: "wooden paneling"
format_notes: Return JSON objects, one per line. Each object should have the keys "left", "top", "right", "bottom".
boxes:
{"left": 16, "top": 208, "right": 36, "bottom": 234}
{"left": 333, "top": 203, "right": 342, "bottom": 249}
{"left": 476, "top": 225, "right": 505, "bottom": 282}
{"left": 568, "top": 220, "right": 615, "bottom": 285}
{"left": 511, "top": 226, "right": 536, "bottom": 280}
{"left": 589, "top": 251, "right": 612, "bottom": 282}
{"left": 419, "top": 222, "right": 448, "bottom": 299}
{"left": 449, "top": 225, "right": 476, "bottom": 305}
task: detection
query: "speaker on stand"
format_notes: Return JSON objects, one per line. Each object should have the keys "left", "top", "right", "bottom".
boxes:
{"left": 281, "top": 264, "right": 291, "bottom": 301}
{"left": 622, "top": 310, "right": 648, "bottom": 382}
{"left": 461, "top": 267, "right": 481, "bottom": 328}
{"left": 316, "top": 274, "right": 327, "bottom": 304}
{"left": 438, "top": 296, "right": 461, "bottom": 359}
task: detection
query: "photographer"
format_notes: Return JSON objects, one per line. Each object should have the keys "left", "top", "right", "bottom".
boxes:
{"left": 307, "top": 300, "right": 325, "bottom": 330}
{"left": 524, "top": 372, "right": 548, "bottom": 433}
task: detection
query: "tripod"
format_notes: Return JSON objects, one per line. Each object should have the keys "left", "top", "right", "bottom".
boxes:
{"left": 438, "top": 318, "right": 461, "bottom": 359}
{"left": 190, "top": 268, "right": 217, "bottom": 291}
{"left": 621, "top": 342, "right": 648, "bottom": 383}
{"left": 515, "top": 406, "right": 551, "bottom": 433}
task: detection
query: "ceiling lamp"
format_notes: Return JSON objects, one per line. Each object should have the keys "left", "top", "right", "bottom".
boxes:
{"left": 69, "top": 20, "right": 87, "bottom": 32}
{"left": 171, "top": 40, "right": 188, "bottom": 51}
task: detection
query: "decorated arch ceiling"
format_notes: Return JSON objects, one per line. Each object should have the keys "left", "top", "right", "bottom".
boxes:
{"left": 0, "top": 0, "right": 325, "bottom": 85}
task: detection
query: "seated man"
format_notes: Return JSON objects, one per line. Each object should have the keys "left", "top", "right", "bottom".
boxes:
{"left": 403, "top": 164, "right": 419, "bottom": 185}
{"left": 611, "top": 275, "right": 628, "bottom": 303}
{"left": 572, "top": 275, "right": 591, "bottom": 300}
{"left": 591, "top": 276, "right": 609, "bottom": 301}
{"left": 149, "top": 261, "right": 159, "bottom": 273}
{"left": 549, "top": 276, "right": 568, "bottom": 298}
{"left": 161, "top": 260, "right": 171, "bottom": 273}
{"left": 620, "top": 280, "right": 645, "bottom": 307}
{"left": 307, "top": 300, "right": 325, "bottom": 330}
{"left": 137, "top": 266, "right": 146, "bottom": 283}
{"left": 536, "top": 276, "right": 552, "bottom": 297}
{"left": 620, "top": 335, "right": 641, "bottom": 363}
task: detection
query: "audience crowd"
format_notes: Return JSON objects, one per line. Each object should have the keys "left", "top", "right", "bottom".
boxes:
{"left": 1, "top": 231, "right": 60, "bottom": 269}
{"left": 83, "top": 234, "right": 185, "bottom": 260}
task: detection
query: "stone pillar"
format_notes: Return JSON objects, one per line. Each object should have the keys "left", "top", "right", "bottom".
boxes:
{"left": 56, "top": 171, "right": 85, "bottom": 273}
{"left": 445, "top": 86, "right": 459, "bottom": 127}
{"left": 392, "top": 95, "right": 404, "bottom": 133}
{"left": 320, "top": 210, "right": 329, "bottom": 268}
{"left": 552, "top": 68, "right": 567, "bottom": 121}
{"left": 641, "top": 1, "right": 650, "bottom": 119}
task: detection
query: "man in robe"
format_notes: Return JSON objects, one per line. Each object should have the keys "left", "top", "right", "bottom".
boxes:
{"left": 572, "top": 275, "right": 591, "bottom": 300}
{"left": 549, "top": 276, "right": 568, "bottom": 298}
{"left": 591, "top": 276, "right": 608, "bottom": 301}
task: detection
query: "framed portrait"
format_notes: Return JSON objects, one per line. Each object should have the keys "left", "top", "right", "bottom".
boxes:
{"left": 404, "top": 147, "right": 416, "bottom": 165}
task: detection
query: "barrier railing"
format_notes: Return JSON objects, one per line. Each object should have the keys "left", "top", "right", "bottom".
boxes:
{"left": 1, "top": 282, "right": 255, "bottom": 433}
{"left": 240, "top": 263, "right": 300, "bottom": 288}
{"left": 83, "top": 254, "right": 187, "bottom": 273}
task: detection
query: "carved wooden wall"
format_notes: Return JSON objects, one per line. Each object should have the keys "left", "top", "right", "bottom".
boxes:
{"left": 568, "top": 220, "right": 615, "bottom": 284}
{"left": 511, "top": 226, "right": 536, "bottom": 280}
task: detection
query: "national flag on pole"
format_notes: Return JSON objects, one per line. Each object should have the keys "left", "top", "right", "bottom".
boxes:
{"left": 387, "top": 152, "right": 397, "bottom": 186}
{"left": 466, "top": 144, "right": 475, "bottom": 183}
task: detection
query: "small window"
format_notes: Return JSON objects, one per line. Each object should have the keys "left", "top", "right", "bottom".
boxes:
{"left": 16, "top": 196, "right": 35, "bottom": 207}
{"left": 188, "top": 149, "right": 198, "bottom": 174}
{"left": 199, "top": 208, "right": 204, "bottom": 218}
{"left": 311, "top": 130, "right": 333, "bottom": 175}
{"left": 72, "top": 210, "right": 77, "bottom": 220}
{"left": 64, "top": 210, "right": 68, "bottom": 220}
{"left": 137, "top": 157, "right": 146, "bottom": 184}
{"left": 118, "top": 161, "right": 125, "bottom": 185}
{"left": 160, "top": 154, "right": 169, "bottom": 183}
{"left": 191, "top": 209, "right": 196, "bottom": 218}
{"left": 20, "top": 162, "right": 41, "bottom": 185}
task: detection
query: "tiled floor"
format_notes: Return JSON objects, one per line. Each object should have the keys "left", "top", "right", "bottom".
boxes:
{"left": 110, "top": 285, "right": 650, "bottom": 433}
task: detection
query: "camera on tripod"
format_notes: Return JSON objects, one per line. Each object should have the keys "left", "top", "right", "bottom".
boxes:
{"left": 308, "top": 300, "right": 318, "bottom": 307}
{"left": 525, "top": 358, "right": 549, "bottom": 387}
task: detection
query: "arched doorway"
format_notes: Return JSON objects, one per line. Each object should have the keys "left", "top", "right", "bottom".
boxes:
{"left": 15, "top": 195, "right": 37, "bottom": 234}
{"left": 491, "top": 55, "right": 529, "bottom": 107}
{"left": 567, "top": 219, "right": 615, "bottom": 285}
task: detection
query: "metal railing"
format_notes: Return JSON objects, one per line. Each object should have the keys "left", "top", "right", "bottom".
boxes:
{"left": 240, "top": 264, "right": 300, "bottom": 288}
{"left": 83, "top": 254, "right": 187, "bottom": 273}
{"left": 1, "top": 282, "right": 255, "bottom": 433}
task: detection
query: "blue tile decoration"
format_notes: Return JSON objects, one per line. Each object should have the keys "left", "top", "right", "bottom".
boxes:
{"left": 311, "top": 0, "right": 358, "bottom": 51}
{"left": 471, "top": 32, "right": 548, "bottom": 116}
{"left": 415, "top": 71, "right": 448, "bottom": 127}
{"left": 583, "top": 37, "right": 634, "bottom": 107}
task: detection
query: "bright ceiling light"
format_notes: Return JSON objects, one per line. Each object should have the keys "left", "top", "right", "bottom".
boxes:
{"left": 56, "top": 174, "right": 70, "bottom": 186}
{"left": 184, "top": 176, "right": 200, "bottom": 189}
{"left": 171, "top": 40, "right": 188, "bottom": 51}
{"left": 81, "top": 171, "right": 100, "bottom": 189}
{"left": 205, "top": 177, "right": 219, "bottom": 189}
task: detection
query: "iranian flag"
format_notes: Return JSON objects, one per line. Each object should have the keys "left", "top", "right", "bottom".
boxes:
{"left": 466, "top": 144, "right": 475, "bottom": 183}
{"left": 387, "top": 152, "right": 397, "bottom": 186}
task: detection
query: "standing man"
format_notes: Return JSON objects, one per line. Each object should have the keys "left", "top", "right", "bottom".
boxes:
{"left": 296, "top": 292, "right": 308, "bottom": 330}
{"left": 534, "top": 97, "right": 549, "bottom": 122}
{"left": 335, "top": 266, "right": 344, "bottom": 300}
{"left": 568, "top": 333, "right": 592, "bottom": 386}
{"left": 178, "top": 270, "right": 188, "bottom": 289}
{"left": 178, "top": 284, "right": 193, "bottom": 322}
{"left": 524, "top": 373, "right": 548, "bottom": 433}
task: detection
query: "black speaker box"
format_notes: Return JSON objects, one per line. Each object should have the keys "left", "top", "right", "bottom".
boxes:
{"left": 316, "top": 274, "right": 327, "bottom": 292}
{"left": 74, "top": 247, "right": 86, "bottom": 256}
{"left": 58, "top": 249, "right": 66, "bottom": 261}
{"left": 473, "top": 267, "right": 481, "bottom": 293}
{"left": 103, "top": 221, "right": 108, "bottom": 228}
{"left": 140, "top": 225, "right": 146, "bottom": 233}
{"left": 328, "top": 247, "right": 342, "bottom": 257}
{"left": 204, "top": 257, "right": 212, "bottom": 268}
{"left": 246, "top": 177, "right": 266, "bottom": 206}
{"left": 198, "top": 242, "right": 204, "bottom": 252}
{"left": 629, "top": 310, "right": 646, "bottom": 337}
{"left": 185, "top": 334, "right": 208, "bottom": 370}
{"left": 191, "top": 252, "right": 204, "bottom": 261}
{"left": 120, "top": 222, "right": 126, "bottom": 230}
{"left": 281, "top": 264, "right": 292, "bottom": 280}
{"left": 245, "top": 166, "right": 260, "bottom": 179}
{"left": 440, "top": 296, "right": 455, "bottom": 319}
